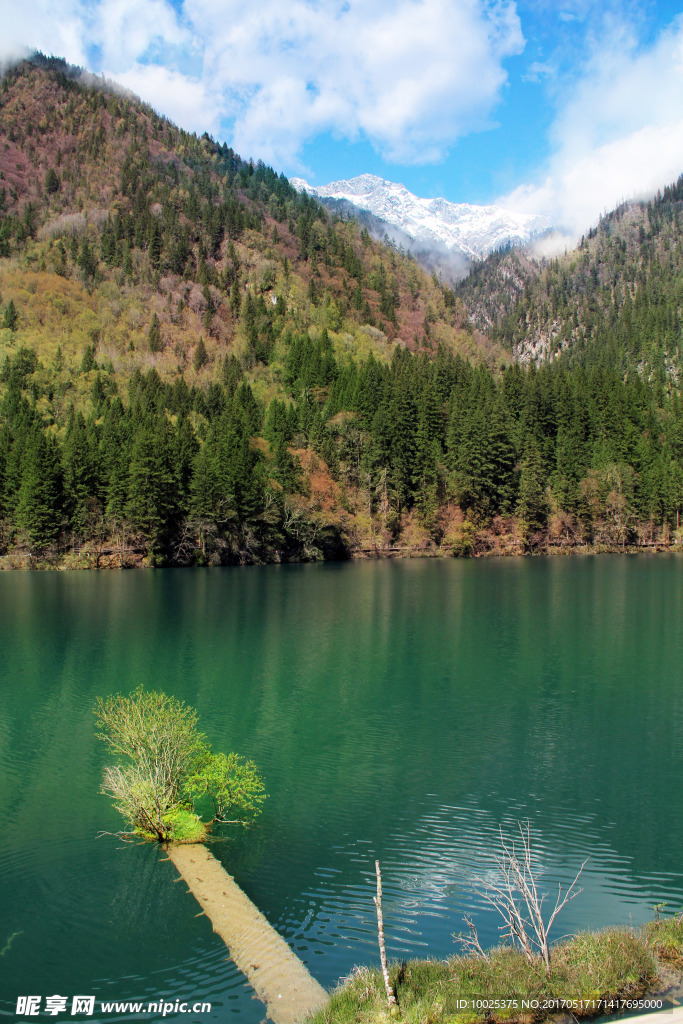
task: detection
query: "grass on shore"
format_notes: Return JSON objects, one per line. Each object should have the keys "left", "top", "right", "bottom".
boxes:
{"left": 642, "top": 915, "right": 683, "bottom": 967}
{"left": 309, "top": 918, "right": 683, "bottom": 1024}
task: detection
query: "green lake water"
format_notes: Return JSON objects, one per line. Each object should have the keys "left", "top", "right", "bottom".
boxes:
{"left": 0, "top": 556, "right": 682, "bottom": 1021}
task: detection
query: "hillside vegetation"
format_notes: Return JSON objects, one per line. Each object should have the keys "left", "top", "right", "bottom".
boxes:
{"left": 456, "top": 184, "right": 683, "bottom": 379}
{"left": 1, "top": 57, "right": 683, "bottom": 566}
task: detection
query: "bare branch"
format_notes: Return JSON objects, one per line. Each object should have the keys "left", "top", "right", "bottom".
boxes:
{"left": 468, "top": 821, "right": 588, "bottom": 976}
{"left": 455, "top": 915, "right": 490, "bottom": 962}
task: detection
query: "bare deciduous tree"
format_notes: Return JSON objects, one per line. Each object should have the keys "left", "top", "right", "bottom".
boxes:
{"left": 470, "top": 821, "right": 587, "bottom": 976}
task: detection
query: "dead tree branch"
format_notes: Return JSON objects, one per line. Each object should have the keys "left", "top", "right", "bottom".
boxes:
{"left": 373, "top": 860, "right": 398, "bottom": 1008}
{"left": 456, "top": 914, "right": 490, "bottom": 962}
{"left": 471, "top": 821, "right": 587, "bottom": 976}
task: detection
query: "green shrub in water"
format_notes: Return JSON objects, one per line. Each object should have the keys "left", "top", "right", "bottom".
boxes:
{"left": 163, "top": 808, "right": 209, "bottom": 844}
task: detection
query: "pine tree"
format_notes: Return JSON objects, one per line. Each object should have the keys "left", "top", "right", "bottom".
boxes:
{"left": 44, "top": 168, "right": 61, "bottom": 194}
{"left": 81, "top": 344, "right": 96, "bottom": 373}
{"left": 229, "top": 278, "right": 241, "bottom": 315}
{"left": 2, "top": 299, "right": 18, "bottom": 331}
{"left": 78, "top": 237, "right": 97, "bottom": 280}
{"left": 148, "top": 222, "right": 162, "bottom": 267}
{"left": 386, "top": 374, "right": 416, "bottom": 509}
{"left": 454, "top": 411, "right": 496, "bottom": 517}
{"left": 413, "top": 386, "right": 442, "bottom": 522}
{"left": 126, "top": 420, "right": 178, "bottom": 554}
{"left": 516, "top": 440, "right": 548, "bottom": 539}
{"left": 148, "top": 313, "right": 162, "bottom": 353}
{"left": 271, "top": 436, "right": 300, "bottom": 492}
{"left": 193, "top": 337, "right": 208, "bottom": 372}
{"left": 189, "top": 439, "right": 223, "bottom": 522}
{"left": 122, "top": 243, "right": 133, "bottom": 278}
{"left": 63, "top": 410, "right": 97, "bottom": 537}
{"left": 16, "top": 427, "right": 63, "bottom": 550}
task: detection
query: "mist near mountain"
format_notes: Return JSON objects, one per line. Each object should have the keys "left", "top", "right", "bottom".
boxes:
{"left": 292, "top": 174, "right": 550, "bottom": 281}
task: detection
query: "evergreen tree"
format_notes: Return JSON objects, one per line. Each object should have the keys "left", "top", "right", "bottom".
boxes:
{"left": 126, "top": 420, "right": 178, "bottom": 554}
{"left": 193, "top": 337, "right": 208, "bottom": 372}
{"left": 189, "top": 438, "right": 223, "bottom": 523}
{"left": 44, "top": 168, "right": 61, "bottom": 194}
{"left": 16, "top": 427, "right": 63, "bottom": 550}
{"left": 78, "top": 237, "right": 98, "bottom": 280}
{"left": 148, "top": 313, "right": 162, "bottom": 353}
{"left": 63, "top": 410, "right": 98, "bottom": 537}
{"left": 516, "top": 440, "right": 548, "bottom": 539}
{"left": 81, "top": 344, "right": 96, "bottom": 373}
{"left": 2, "top": 300, "right": 18, "bottom": 331}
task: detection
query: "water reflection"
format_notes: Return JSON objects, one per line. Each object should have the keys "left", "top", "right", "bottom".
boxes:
{"left": 0, "top": 557, "right": 682, "bottom": 1017}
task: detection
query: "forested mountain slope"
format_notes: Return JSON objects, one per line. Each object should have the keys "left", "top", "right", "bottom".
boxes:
{"left": 1, "top": 56, "right": 683, "bottom": 566}
{"left": 456, "top": 183, "right": 683, "bottom": 380}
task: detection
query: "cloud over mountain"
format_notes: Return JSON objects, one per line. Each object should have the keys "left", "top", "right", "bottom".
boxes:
{"left": 0, "top": 0, "right": 523, "bottom": 167}
{"left": 501, "top": 13, "right": 683, "bottom": 239}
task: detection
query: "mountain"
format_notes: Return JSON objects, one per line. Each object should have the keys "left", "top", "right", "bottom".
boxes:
{"left": 0, "top": 54, "right": 500, "bottom": 566}
{"left": 1, "top": 55, "right": 682, "bottom": 570}
{"left": 292, "top": 173, "right": 550, "bottom": 279}
{"left": 0, "top": 56, "right": 487, "bottom": 360}
{"left": 454, "top": 182, "right": 683, "bottom": 379}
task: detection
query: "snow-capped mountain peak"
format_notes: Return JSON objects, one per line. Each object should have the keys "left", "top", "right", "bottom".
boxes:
{"left": 291, "top": 174, "right": 550, "bottom": 267}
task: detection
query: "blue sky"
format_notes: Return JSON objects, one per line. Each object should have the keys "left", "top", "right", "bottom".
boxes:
{"left": 3, "top": 0, "right": 683, "bottom": 235}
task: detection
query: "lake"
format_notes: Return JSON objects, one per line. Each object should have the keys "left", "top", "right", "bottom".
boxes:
{"left": 1, "top": 556, "right": 682, "bottom": 1022}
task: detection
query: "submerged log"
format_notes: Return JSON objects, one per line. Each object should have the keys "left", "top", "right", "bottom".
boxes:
{"left": 165, "top": 843, "right": 328, "bottom": 1024}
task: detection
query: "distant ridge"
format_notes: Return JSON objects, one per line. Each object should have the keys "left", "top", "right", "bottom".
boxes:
{"left": 292, "top": 173, "right": 550, "bottom": 278}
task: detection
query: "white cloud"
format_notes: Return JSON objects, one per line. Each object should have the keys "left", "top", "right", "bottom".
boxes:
{"left": 0, "top": 0, "right": 89, "bottom": 67}
{"left": 107, "top": 63, "right": 220, "bottom": 136}
{"left": 93, "top": 0, "right": 189, "bottom": 71}
{"left": 501, "top": 13, "right": 683, "bottom": 239}
{"left": 0, "top": 0, "right": 524, "bottom": 167}
{"left": 181, "top": 0, "right": 525, "bottom": 165}
{"left": 0, "top": 0, "right": 189, "bottom": 73}
{"left": 522, "top": 61, "right": 553, "bottom": 82}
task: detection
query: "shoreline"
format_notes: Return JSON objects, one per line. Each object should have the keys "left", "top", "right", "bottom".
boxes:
{"left": 306, "top": 919, "right": 683, "bottom": 1024}
{"left": 1, "top": 539, "right": 682, "bottom": 571}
